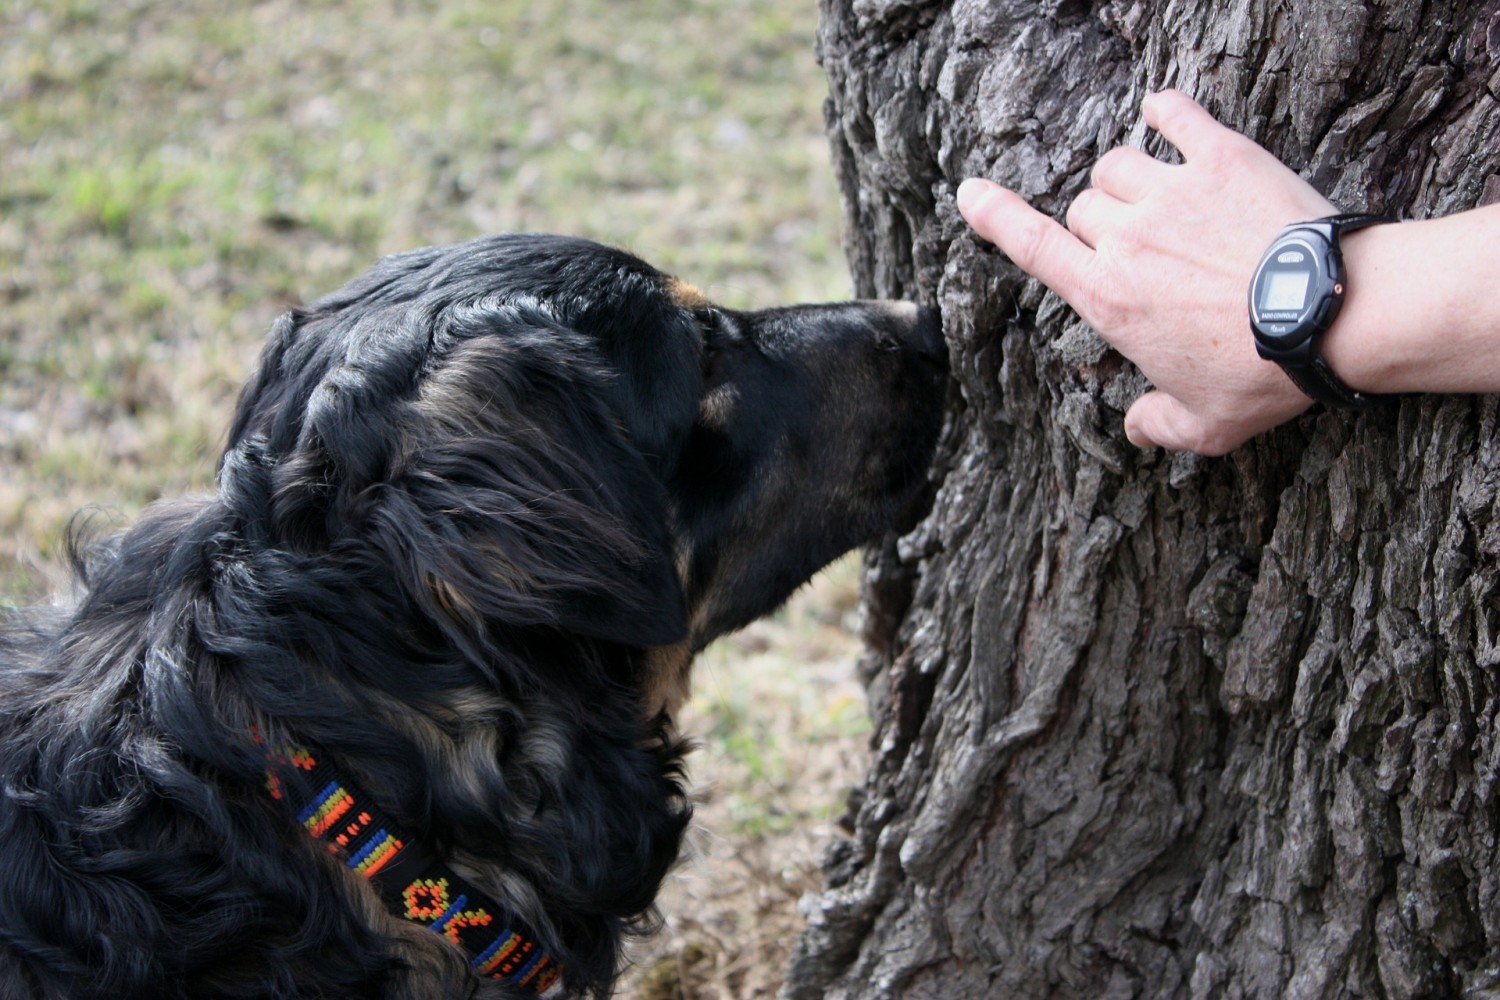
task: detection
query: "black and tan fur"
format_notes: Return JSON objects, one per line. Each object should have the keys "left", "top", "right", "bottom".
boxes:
{"left": 0, "top": 234, "right": 947, "bottom": 999}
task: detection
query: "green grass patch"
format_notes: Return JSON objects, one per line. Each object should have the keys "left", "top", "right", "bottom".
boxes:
{"left": 0, "top": 0, "right": 848, "bottom": 600}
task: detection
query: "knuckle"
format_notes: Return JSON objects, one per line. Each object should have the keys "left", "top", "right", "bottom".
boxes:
{"left": 1177, "top": 416, "right": 1234, "bottom": 457}
{"left": 1197, "top": 131, "right": 1257, "bottom": 176}
{"left": 1155, "top": 90, "right": 1202, "bottom": 135}
{"left": 1077, "top": 273, "right": 1130, "bottom": 333}
{"left": 1109, "top": 221, "right": 1149, "bottom": 259}
{"left": 1089, "top": 147, "right": 1128, "bottom": 188}
{"left": 1193, "top": 431, "right": 1234, "bottom": 458}
{"left": 1012, "top": 212, "right": 1056, "bottom": 271}
{"left": 1064, "top": 188, "right": 1094, "bottom": 233}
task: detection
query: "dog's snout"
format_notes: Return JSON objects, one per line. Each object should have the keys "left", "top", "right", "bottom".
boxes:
{"left": 873, "top": 300, "right": 947, "bottom": 366}
{"left": 909, "top": 305, "right": 946, "bottom": 365}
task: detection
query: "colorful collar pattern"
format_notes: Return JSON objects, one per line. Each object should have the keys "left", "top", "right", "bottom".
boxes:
{"left": 264, "top": 740, "right": 562, "bottom": 994}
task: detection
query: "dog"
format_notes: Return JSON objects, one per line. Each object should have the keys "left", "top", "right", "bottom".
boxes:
{"left": 0, "top": 233, "right": 947, "bottom": 999}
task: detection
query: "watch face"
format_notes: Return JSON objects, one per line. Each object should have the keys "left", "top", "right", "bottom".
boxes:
{"left": 1250, "top": 229, "right": 1341, "bottom": 360}
{"left": 1260, "top": 269, "right": 1311, "bottom": 312}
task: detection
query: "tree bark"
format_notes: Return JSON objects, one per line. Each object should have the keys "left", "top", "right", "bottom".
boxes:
{"left": 789, "top": 2, "right": 1500, "bottom": 997}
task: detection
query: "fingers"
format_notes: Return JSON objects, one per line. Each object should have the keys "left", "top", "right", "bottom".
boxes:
{"left": 957, "top": 178, "right": 1093, "bottom": 304}
{"left": 1141, "top": 89, "right": 1230, "bottom": 162}
{"left": 1089, "top": 146, "right": 1171, "bottom": 204}
{"left": 1064, "top": 186, "right": 1131, "bottom": 250}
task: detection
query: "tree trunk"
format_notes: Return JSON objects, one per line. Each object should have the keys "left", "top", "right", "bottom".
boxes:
{"left": 788, "top": 2, "right": 1500, "bottom": 997}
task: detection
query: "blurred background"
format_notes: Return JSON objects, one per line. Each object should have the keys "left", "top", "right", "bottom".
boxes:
{"left": 0, "top": 1, "right": 873, "bottom": 995}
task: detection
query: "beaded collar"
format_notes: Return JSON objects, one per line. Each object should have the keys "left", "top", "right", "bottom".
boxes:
{"left": 263, "top": 739, "right": 562, "bottom": 994}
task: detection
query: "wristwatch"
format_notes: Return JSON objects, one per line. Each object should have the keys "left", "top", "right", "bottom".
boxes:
{"left": 1249, "top": 213, "right": 1394, "bottom": 409}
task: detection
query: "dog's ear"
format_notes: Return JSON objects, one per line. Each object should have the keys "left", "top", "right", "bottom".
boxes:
{"left": 376, "top": 321, "right": 690, "bottom": 651}
{"left": 223, "top": 287, "right": 690, "bottom": 652}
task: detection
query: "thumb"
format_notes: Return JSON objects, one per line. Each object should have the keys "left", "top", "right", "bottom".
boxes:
{"left": 1123, "top": 391, "right": 1226, "bottom": 456}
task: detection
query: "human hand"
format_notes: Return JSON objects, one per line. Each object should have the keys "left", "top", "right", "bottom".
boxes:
{"left": 958, "top": 89, "right": 1340, "bottom": 456}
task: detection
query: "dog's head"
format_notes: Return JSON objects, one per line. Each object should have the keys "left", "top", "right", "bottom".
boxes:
{"left": 0, "top": 234, "right": 948, "bottom": 999}
{"left": 223, "top": 234, "right": 946, "bottom": 700}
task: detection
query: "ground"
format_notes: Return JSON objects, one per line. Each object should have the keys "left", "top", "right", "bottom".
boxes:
{"left": 0, "top": 2, "right": 870, "bottom": 996}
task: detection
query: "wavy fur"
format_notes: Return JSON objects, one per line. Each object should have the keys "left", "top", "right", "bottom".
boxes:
{"left": 0, "top": 234, "right": 946, "bottom": 998}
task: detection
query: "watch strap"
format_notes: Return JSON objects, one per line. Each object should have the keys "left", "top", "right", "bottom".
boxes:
{"left": 1322, "top": 212, "right": 1394, "bottom": 238}
{"left": 1279, "top": 354, "right": 1375, "bottom": 410}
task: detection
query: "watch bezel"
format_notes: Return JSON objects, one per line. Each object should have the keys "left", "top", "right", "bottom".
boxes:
{"left": 1249, "top": 223, "right": 1345, "bottom": 363}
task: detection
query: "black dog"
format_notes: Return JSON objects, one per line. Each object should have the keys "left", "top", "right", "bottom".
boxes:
{"left": 0, "top": 234, "right": 946, "bottom": 999}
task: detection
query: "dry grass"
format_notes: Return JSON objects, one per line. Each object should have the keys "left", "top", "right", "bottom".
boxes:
{"left": 1, "top": 1, "right": 871, "bottom": 996}
{"left": 624, "top": 560, "right": 871, "bottom": 999}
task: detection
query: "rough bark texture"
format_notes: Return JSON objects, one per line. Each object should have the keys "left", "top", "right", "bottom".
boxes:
{"left": 789, "top": 2, "right": 1500, "bottom": 998}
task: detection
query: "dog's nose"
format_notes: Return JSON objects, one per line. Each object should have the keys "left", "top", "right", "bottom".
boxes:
{"left": 910, "top": 305, "right": 947, "bottom": 365}
{"left": 878, "top": 301, "right": 947, "bottom": 366}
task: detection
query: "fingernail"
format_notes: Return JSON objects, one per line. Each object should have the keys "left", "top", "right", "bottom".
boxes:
{"left": 957, "top": 177, "right": 995, "bottom": 214}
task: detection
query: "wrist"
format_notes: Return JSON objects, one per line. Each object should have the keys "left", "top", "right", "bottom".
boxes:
{"left": 1324, "top": 205, "right": 1500, "bottom": 397}
{"left": 1318, "top": 222, "right": 1409, "bottom": 395}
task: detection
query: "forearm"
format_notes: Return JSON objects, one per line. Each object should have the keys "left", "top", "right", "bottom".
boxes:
{"left": 1331, "top": 204, "right": 1500, "bottom": 396}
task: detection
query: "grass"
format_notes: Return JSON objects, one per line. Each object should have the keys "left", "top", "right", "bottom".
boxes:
{"left": 635, "top": 563, "right": 872, "bottom": 998}
{"left": 1, "top": 0, "right": 870, "bottom": 994}
{"left": 1, "top": 0, "right": 850, "bottom": 597}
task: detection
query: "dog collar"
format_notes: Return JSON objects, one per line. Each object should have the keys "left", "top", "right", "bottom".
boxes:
{"left": 262, "top": 740, "right": 563, "bottom": 994}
